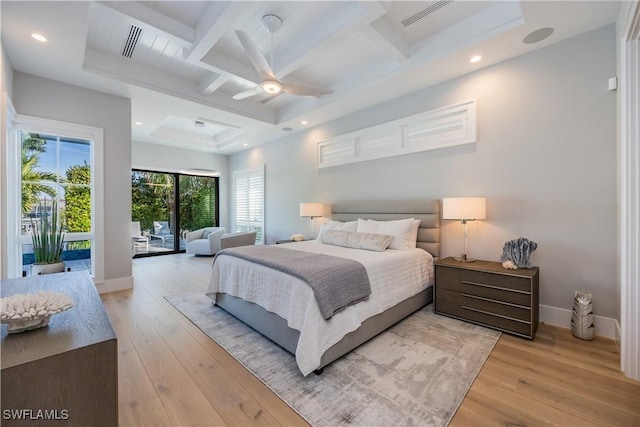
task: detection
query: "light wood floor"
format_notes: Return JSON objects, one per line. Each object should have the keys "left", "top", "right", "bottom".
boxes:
{"left": 102, "top": 254, "right": 640, "bottom": 426}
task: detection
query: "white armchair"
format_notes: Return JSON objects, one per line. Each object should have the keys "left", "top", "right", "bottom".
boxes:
{"left": 186, "top": 227, "right": 226, "bottom": 255}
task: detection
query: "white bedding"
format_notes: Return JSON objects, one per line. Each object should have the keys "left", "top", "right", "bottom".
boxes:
{"left": 206, "top": 240, "right": 434, "bottom": 375}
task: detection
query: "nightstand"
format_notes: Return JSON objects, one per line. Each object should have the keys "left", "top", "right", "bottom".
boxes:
{"left": 434, "top": 257, "right": 539, "bottom": 339}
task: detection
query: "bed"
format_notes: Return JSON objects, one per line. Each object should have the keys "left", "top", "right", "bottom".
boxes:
{"left": 206, "top": 200, "right": 440, "bottom": 376}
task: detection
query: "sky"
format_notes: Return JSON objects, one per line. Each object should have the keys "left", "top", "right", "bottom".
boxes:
{"left": 32, "top": 133, "right": 91, "bottom": 176}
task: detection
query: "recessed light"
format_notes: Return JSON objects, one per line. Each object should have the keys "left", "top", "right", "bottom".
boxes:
{"left": 470, "top": 55, "right": 482, "bottom": 63}
{"left": 243, "top": 143, "right": 248, "bottom": 146}
{"left": 134, "top": 121, "right": 142, "bottom": 126}
{"left": 31, "top": 33, "right": 47, "bottom": 42}
{"left": 301, "top": 120, "right": 308, "bottom": 125}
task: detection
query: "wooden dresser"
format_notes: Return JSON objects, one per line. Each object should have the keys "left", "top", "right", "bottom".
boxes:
{"left": 1, "top": 271, "right": 118, "bottom": 426}
{"left": 434, "top": 257, "right": 539, "bottom": 339}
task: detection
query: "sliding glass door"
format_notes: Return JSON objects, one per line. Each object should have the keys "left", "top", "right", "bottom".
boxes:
{"left": 131, "top": 170, "right": 218, "bottom": 256}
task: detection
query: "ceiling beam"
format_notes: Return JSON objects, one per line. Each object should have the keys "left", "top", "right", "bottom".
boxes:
{"left": 363, "top": 17, "right": 410, "bottom": 62}
{"left": 270, "top": 1, "right": 391, "bottom": 79}
{"left": 197, "top": 73, "right": 228, "bottom": 95}
{"left": 83, "top": 48, "right": 276, "bottom": 124}
{"left": 183, "top": 2, "right": 257, "bottom": 62}
{"left": 198, "top": 51, "right": 260, "bottom": 87}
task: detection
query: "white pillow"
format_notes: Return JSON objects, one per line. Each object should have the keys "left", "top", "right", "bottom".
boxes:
{"left": 320, "top": 230, "right": 393, "bottom": 252}
{"left": 317, "top": 220, "right": 357, "bottom": 240}
{"left": 356, "top": 218, "right": 419, "bottom": 250}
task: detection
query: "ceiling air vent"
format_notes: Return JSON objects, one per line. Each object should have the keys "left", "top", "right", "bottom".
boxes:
{"left": 401, "top": 0, "right": 453, "bottom": 27}
{"left": 122, "top": 25, "right": 143, "bottom": 59}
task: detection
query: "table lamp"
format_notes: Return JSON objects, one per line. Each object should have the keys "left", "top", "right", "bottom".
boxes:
{"left": 443, "top": 197, "right": 486, "bottom": 262}
{"left": 300, "top": 203, "right": 330, "bottom": 239}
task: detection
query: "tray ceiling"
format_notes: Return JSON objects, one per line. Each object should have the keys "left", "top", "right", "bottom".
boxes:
{"left": 1, "top": 1, "right": 621, "bottom": 154}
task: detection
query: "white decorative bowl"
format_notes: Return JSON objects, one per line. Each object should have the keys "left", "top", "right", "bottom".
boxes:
{"left": 1, "top": 291, "right": 73, "bottom": 333}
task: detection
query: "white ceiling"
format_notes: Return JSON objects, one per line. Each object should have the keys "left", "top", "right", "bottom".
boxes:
{"left": 1, "top": 1, "right": 620, "bottom": 155}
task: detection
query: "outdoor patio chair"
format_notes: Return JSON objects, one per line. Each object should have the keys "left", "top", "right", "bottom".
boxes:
{"left": 131, "top": 221, "right": 148, "bottom": 251}
{"left": 150, "top": 221, "right": 174, "bottom": 248}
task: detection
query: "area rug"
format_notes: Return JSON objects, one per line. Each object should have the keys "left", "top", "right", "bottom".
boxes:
{"left": 166, "top": 293, "right": 500, "bottom": 427}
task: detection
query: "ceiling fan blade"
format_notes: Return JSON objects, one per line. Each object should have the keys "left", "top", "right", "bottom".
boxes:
{"left": 232, "top": 87, "right": 264, "bottom": 100}
{"left": 282, "top": 82, "right": 334, "bottom": 98}
{"left": 235, "top": 30, "right": 276, "bottom": 82}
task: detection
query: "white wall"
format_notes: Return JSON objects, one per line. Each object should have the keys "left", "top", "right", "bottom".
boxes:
{"left": 0, "top": 40, "right": 14, "bottom": 279}
{"left": 132, "top": 141, "right": 230, "bottom": 230}
{"left": 230, "top": 25, "right": 617, "bottom": 319}
{"left": 1, "top": 41, "right": 13, "bottom": 101}
{"left": 12, "top": 72, "right": 132, "bottom": 285}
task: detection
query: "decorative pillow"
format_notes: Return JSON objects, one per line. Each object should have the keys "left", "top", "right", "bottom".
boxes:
{"left": 356, "top": 218, "right": 419, "bottom": 250}
{"left": 316, "top": 220, "right": 357, "bottom": 240}
{"left": 320, "top": 230, "right": 393, "bottom": 252}
{"left": 202, "top": 230, "right": 212, "bottom": 239}
{"left": 409, "top": 219, "right": 421, "bottom": 249}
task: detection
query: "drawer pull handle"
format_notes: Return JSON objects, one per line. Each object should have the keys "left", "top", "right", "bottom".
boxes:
{"left": 461, "top": 280, "right": 531, "bottom": 295}
{"left": 462, "top": 305, "right": 531, "bottom": 324}
{"left": 462, "top": 293, "right": 531, "bottom": 310}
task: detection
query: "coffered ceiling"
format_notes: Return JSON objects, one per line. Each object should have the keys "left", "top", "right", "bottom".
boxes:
{"left": 1, "top": 1, "right": 621, "bottom": 154}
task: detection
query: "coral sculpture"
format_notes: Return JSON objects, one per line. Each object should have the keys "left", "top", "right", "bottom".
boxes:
{"left": 571, "top": 291, "right": 595, "bottom": 340}
{"left": 500, "top": 237, "right": 538, "bottom": 269}
{"left": 0, "top": 291, "right": 73, "bottom": 333}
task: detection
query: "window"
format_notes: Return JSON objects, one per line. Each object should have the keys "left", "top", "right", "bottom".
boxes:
{"left": 233, "top": 165, "right": 264, "bottom": 244}
{"left": 131, "top": 170, "right": 219, "bottom": 256}
{"left": 9, "top": 115, "right": 104, "bottom": 280}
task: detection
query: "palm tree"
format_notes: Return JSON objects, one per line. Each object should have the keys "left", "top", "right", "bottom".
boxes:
{"left": 21, "top": 148, "right": 58, "bottom": 215}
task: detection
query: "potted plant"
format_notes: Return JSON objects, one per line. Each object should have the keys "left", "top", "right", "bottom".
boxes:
{"left": 30, "top": 198, "right": 66, "bottom": 275}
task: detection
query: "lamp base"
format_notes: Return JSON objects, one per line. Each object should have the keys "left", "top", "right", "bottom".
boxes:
{"left": 453, "top": 255, "right": 476, "bottom": 262}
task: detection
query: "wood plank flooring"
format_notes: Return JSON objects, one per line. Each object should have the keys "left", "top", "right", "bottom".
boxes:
{"left": 102, "top": 253, "right": 640, "bottom": 426}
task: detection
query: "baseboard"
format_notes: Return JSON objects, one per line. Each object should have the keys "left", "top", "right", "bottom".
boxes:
{"left": 539, "top": 304, "right": 617, "bottom": 340}
{"left": 95, "top": 275, "right": 134, "bottom": 294}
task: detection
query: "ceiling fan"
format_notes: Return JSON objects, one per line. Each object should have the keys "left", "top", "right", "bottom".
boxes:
{"left": 232, "top": 14, "right": 334, "bottom": 100}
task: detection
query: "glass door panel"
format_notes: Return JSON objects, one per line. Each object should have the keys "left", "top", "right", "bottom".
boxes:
{"left": 131, "top": 171, "right": 175, "bottom": 254}
{"left": 178, "top": 175, "right": 218, "bottom": 250}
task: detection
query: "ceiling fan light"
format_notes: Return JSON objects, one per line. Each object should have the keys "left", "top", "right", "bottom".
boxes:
{"left": 262, "top": 80, "right": 282, "bottom": 94}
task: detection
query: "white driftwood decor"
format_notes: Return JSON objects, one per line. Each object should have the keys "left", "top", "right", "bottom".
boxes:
{"left": 571, "top": 291, "right": 595, "bottom": 340}
{"left": 1, "top": 291, "right": 73, "bottom": 333}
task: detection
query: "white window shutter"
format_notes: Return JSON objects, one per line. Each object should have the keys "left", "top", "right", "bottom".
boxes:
{"left": 233, "top": 165, "right": 264, "bottom": 244}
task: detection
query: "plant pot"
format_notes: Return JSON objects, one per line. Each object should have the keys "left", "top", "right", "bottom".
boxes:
{"left": 31, "top": 262, "right": 65, "bottom": 276}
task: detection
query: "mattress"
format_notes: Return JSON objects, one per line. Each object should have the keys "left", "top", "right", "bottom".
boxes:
{"left": 207, "top": 240, "right": 434, "bottom": 375}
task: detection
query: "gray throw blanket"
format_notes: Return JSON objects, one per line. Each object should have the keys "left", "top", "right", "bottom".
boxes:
{"left": 214, "top": 245, "right": 371, "bottom": 320}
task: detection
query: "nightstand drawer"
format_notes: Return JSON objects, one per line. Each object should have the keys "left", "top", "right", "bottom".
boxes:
{"left": 437, "top": 267, "right": 532, "bottom": 307}
{"left": 438, "top": 288, "right": 531, "bottom": 322}
{"left": 436, "top": 289, "right": 532, "bottom": 337}
{"left": 437, "top": 266, "right": 532, "bottom": 294}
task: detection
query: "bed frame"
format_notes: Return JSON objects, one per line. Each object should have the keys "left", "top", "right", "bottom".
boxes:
{"left": 214, "top": 199, "right": 441, "bottom": 372}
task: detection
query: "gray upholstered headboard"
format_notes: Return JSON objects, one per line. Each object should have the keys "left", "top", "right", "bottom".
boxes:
{"left": 330, "top": 199, "right": 441, "bottom": 258}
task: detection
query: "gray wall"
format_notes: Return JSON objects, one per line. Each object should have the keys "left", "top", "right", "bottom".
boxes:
{"left": 132, "top": 141, "right": 230, "bottom": 230}
{"left": 230, "top": 25, "right": 617, "bottom": 318}
{"left": 13, "top": 72, "right": 132, "bottom": 282}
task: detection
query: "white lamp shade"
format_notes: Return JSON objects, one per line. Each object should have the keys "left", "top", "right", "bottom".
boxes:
{"left": 442, "top": 197, "right": 486, "bottom": 220}
{"left": 300, "top": 203, "right": 330, "bottom": 218}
